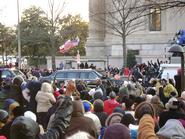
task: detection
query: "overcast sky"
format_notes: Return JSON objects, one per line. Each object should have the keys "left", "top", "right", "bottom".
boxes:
{"left": 0, "top": 0, "right": 89, "bottom": 26}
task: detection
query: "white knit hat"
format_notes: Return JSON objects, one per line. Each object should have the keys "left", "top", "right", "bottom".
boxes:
{"left": 24, "top": 111, "right": 37, "bottom": 122}
{"left": 165, "top": 97, "right": 178, "bottom": 110}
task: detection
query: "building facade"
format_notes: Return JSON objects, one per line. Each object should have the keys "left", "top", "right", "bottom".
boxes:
{"left": 86, "top": 0, "right": 185, "bottom": 68}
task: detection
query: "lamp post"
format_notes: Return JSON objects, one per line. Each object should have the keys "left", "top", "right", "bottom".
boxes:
{"left": 168, "top": 44, "right": 185, "bottom": 92}
{"left": 17, "top": 0, "right": 21, "bottom": 69}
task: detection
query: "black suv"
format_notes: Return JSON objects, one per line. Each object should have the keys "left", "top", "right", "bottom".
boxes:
{"left": 40, "top": 69, "right": 102, "bottom": 84}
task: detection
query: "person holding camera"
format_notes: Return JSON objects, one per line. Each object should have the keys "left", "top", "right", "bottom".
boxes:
{"left": 159, "top": 97, "right": 185, "bottom": 128}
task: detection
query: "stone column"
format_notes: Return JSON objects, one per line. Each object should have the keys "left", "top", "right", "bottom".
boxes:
{"left": 86, "top": 0, "right": 106, "bottom": 59}
{"left": 88, "top": 0, "right": 105, "bottom": 41}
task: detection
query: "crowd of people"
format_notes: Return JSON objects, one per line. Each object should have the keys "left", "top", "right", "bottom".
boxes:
{"left": 0, "top": 63, "right": 184, "bottom": 139}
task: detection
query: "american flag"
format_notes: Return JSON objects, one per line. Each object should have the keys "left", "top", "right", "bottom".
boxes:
{"left": 59, "top": 37, "right": 80, "bottom": 53}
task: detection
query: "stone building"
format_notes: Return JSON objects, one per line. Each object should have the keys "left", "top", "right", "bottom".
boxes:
{"left": 86, "top": 0, "right": 185, "bottom": 68}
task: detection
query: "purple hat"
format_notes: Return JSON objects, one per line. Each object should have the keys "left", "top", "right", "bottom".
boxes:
{"left": 104, "top": 123, "right": 131, "bottom": 139}
{"left": 3, "top": 99, "right": 16, "bottom": 111}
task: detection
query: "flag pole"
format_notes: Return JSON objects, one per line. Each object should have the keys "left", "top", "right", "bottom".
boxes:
{"left": 17, "top": 0, "right": 21, "bottom": 69}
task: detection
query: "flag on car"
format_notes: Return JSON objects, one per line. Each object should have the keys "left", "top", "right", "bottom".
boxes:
{"left": 59, "top": 37, "right": 80, "bottom": 53}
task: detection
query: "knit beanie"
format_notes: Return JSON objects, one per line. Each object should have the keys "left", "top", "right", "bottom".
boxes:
{"left": 93, "top": 99, "right": 104, "bottom": 112}
{"left": 3, "top": 99, "right": 15, "bottom": 111}
{"left": 135, "top": 102, "right": 155, "bottom": 120}
{"left": 105, "top": 112, "right": 123, "bottom": 126}
{"left": 83, "top": 100, "right": 93, "bottom": 112}
{"left": 0, "top": 110, "right": 8, "bottom": 123}
{"left": 165, "top": 97, "right": 179, "bottom": 110}
{"left": 104, "top": 123, "right": 131, "bottom": 139}
{"left": 24, "top": 111, "right": 37, "bottom": 122}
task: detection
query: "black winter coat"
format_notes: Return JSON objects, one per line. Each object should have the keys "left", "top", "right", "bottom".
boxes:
{"left": 159, "top": 109, "right": 185, "bottom": 128}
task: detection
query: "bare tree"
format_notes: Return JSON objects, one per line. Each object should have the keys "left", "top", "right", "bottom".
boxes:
{"left": 47, "top": 0, "right": 66, "bottom": 70}
{"left": 90, "top": 0, "right": 150, "bottom": 67}
{"left": 90, "top": 0, "right": 185, "bottom": 67}
{"left": 143, "top": 0, "right": 185, "bottom": 12}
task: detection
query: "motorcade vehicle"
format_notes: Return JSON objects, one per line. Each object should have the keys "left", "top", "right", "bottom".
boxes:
{"left": 40, "top": 69, "right": 102, "bottom": 87}
{"left": 0, "top": 68, "right": 26, "bottom": 86}
{"left": 53, "top": 69, "right": 102, "bottom": 83}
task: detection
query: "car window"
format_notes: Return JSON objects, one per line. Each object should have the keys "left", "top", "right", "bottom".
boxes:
{"left": 55, "top": 72, "right": 65, "bottom": 79}
{"left": 89, "top": 72, "right": 97, "bottom": 79}
{"left": 94, "top": 70, "right": 102, "bottom": 78}
{"left": 80, "top": 72, "right": 88, "bottom": 79}
{"left": 67, "top": 72, "right": 79, "bottom": 79}
{"left": 2, "top": 70, "right": 12, "bottom": 78}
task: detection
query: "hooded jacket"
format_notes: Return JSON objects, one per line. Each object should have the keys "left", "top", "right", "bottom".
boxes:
{"left": 138, "top": 114, "right": 159, "bottom": 139}
{"left": 35, "top": 83, "right": 56, "bottom": 113}
{"left": 65, "top": 100, "right": 98, "bottom": 138}
{"left": 157, "top": 119, "right": 185, "bottom": 138}
{"left": 10, "top": 96, "right": 73, "bottom": 139}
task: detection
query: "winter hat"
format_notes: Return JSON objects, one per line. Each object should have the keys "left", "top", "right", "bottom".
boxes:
{"left": 104, "top": 123, "right": 131, "bottom": 139}
{"left": 119, "top": 86, "right": 128, "bottom": 95}
{"left": 0, "top": 110, "right": 8, "bottom": 123}
{"left": 105, "top": 112, "right": 123, "bottom": 126}
{"left": 93, "top": 91, "right": 103, "bottom": 100}
{"left": 165, "top": 97, "right": 179, "bottom": 110}
{"left": 3, "top": 99, "right": 15, "bottom": 111}
{"left": 10, "top": 116, "right": 40, "bottom": 139}
{"left": 93, "top": 99, "right": 104, "bottom": 112}
{"left": 109, "top": 91, "right": 116, "bottom": 99}
{"left": 113, "top": 107, "right": 125, "bottom": 115}
{"left": 83, "top": 100, "right": 93, "bottom": 112}
{"left": 181, "top": 91, "right": 185, "bottom": 100}
{"left": 135, "top": 102, "right": 155, "bottom": 120}
{"left": 24, "top": 111, "right": 37, "bottom": 122}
